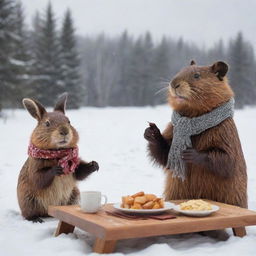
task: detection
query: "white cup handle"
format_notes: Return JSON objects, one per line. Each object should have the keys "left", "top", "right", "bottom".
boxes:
{"left": 101, "top": 194, "right": 108, "bottom": 206}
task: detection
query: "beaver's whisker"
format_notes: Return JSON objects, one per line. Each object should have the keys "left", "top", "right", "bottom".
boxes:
{"left": 158, "top": 81, "right": 170, "bottom": 85}
{"left": 158, "top": 76, "right": 171, "bottom": 82}
{"left": 155, "top": 86, "right": 169, "bottom": 95}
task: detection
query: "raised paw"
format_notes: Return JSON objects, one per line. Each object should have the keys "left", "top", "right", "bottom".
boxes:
{"left": 181, "top": 148, "right": 207, "bottom": 165}
{"left": 144, "top": 122, "right": 162, "bottom": 144}
{"left": 88, "top": 161, "right": 99, "bottom": 172}
{"left": 73, "top": 160, "right": 99, "bottom": 180}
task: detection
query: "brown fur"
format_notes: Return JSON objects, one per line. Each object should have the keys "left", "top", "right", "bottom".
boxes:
{"left": 145, "top": 61, "right": 247, "bottom": 209}
{"left": 17, "top": 158, "right": 78, "bottom": 218}
{"left": 17, "top": 94, "right": 99, "bottom": 221}
{"left": 168, "top": 65, "right": 234, "bottom": 117}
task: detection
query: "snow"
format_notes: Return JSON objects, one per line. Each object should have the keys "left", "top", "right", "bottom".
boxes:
{"left": 9, "top": 58, "right": 26, "bottom": 66}
{"left": 0, "top": 106, "right": 256, "bottom": 255}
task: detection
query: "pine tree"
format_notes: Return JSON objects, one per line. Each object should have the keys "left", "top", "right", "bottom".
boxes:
{"left": 30, "top": 11, "right": 42, "bottom": 97}
{"left": 11, "top": 0, "right": 31, "bottom": 105}
{"left": 0, "top": 0, "right": 19, "bottom": 110}
{"left": 126, "top": 32, "right": 155, "bottom": 106}
{"left": 153, "top": 36, "right": 171, "bottom": 105}
{"left": 79, "top": 37, "right": 98, "bottom": 106}
{"left": 141, "top": 32, "right": 155, "bottom": 106}
{"left": 32, "top": 3, "right": 62, "bottom": 106}
{"left": 113, "top": 31, "right": 133, "bottom": 106}
{"left": 60, "top": 9, "right": 82, "bottom": 108}
{"left": 127, "top": 37, "right": 144, "bottom": 106}
{"left": 93, "top": 34, "right": 119, "bottom": 107}
{"left": 228, "top": 32, "right": 256, "bottom": 108}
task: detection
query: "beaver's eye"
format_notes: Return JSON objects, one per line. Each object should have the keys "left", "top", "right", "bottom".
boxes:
{"left": 67, "top": 120, "right": 70, "bottom": 124}
{"left": 45, "top": 121, "right": 50, "bottom": 127}
{"left": 194, "top": 73, "right": 200, "bottom": 79}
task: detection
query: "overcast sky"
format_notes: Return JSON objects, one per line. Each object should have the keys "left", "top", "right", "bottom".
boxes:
{"left": 20, "top": 0, "right": 256, "bottom": 48}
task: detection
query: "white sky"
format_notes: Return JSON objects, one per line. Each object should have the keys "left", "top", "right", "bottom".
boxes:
{"left": 20, "top": 0, "right": 256, "bottom": 48}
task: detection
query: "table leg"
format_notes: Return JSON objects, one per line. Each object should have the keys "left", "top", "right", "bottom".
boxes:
{"left": 54, "top": 220, "right": 75, "bottom": 237}
{"left": 93, "top": 238, "right": 117, "bottom": 254}
{"left": 232, "top": 227, "right": 246, "bottom": 237}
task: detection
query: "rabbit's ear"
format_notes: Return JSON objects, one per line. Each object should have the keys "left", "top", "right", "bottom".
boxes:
{"left": 22, "top": 98, "right": 46, "bottom": 121}
{"left": 190, "top": 60, "right": 196, "bottom": 65}
{"left": 54, "top": 92, "right": 68, "bottom": 114}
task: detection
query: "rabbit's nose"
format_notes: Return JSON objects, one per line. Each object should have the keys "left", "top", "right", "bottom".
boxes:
{"left": 59, "top": 127, "right": 69, "bottom": 136}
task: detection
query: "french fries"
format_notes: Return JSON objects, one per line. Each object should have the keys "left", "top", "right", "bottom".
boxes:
{"left": 121, "top": 191, "right": 164, "bottom": 209}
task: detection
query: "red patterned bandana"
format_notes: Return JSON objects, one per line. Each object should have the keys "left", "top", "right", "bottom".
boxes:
{"left": 28, "top": 143, "right": 80, "bottom": 174}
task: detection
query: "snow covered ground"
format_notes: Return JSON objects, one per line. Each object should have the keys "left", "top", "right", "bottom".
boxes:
{"left": 0, "top": 106, "right": 256, "bottom": 256}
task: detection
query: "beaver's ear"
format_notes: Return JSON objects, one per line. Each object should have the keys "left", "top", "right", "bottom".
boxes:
{"left": 211, "top": 61, "right": 228, "bottom": 81}
{"left": 54, "top": 92, "right": 68, "bottom": 114}
{"left": 190, "top": 60, "right": 196, "bottom": 65}
{"left": 22, "top": 98, "right": 46, "bottom": 121}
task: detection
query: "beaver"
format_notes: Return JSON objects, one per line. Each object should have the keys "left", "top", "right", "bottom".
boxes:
{"left": 144, "top": 60, "right": 247, "bottom": 238}
{"left": 17, "top": 93, "right": 99, "bottom": 223}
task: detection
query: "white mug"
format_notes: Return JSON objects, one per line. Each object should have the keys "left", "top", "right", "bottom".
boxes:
{"left": 80, "top": 191, "right": 108, "bottom": 213}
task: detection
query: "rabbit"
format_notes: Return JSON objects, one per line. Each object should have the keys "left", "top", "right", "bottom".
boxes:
{"left": 17, "top": 93, "right": 99, "bottom": 223}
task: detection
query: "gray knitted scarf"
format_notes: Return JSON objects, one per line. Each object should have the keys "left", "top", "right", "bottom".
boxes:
{"left": 166, "top": 98, "right": 235, "bottom": 181}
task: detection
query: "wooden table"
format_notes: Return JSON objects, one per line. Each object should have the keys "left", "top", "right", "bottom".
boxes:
{"left": 48, "top": 201, "right": 256, "bottom": 254}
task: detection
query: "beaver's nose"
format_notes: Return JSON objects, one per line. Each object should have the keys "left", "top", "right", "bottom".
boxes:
{"left": 172, "top": 83, "right": 180, "bottom": 89}
{"left": 59, "top": 127, "right": 69, "bottom": 136}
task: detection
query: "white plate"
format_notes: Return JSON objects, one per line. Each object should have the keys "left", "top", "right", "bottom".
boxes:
{"left": 113, "top": 202, "right": 175, "bottom": 214}
{"left": 173, "top": 204, "right": 220, "bottom": 217}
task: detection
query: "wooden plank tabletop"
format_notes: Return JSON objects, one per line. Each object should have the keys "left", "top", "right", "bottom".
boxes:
{"left": 48, "top": 200, "right": 256, "bottom": 240}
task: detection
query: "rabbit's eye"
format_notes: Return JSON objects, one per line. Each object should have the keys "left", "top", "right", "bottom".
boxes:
{"left": 68, "top": 120, "right": 71, "bottom": 124}
{"left": 194, "top": 73, "right": 200, "bottom": 79}
{"left": 45, "top": 121, "right": 50, "bottom": 127}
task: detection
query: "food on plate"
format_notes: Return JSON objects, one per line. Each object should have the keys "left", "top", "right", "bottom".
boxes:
{"left": 131, "top": 191, "right": 145, "bottom": 198}
{"left": 145, "top": 194, "right": 157, "bottom": 201}
{"left": 122, "top": 196, "right": 134, "bottom": 205}
{"left": 121, "top": 192, "right": 164, "bottom": 209}
{"left": 134, "top": 196, "right": 147, "bottom": 204}
{"left": 142, "top": 201, "right": 154, "bottom": 209}
{"left": 131, "top": 203, "right": 142, "bottom": 209}
{"left": 179, "top": 199, "right": 213, "bottom": 211}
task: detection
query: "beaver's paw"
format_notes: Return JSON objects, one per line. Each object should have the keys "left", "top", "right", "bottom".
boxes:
{"left": 144, "top": 122, "right": 163, "bottom": 145}
{"left": 181, "top": 148, "right": 208, "bottom": 165}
